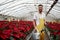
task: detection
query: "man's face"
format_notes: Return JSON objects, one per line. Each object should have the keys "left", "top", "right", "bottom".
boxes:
{"left": 38, "top": 6, "right": 43, "bottom": 13}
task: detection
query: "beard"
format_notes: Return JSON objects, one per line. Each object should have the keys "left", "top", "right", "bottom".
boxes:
{"left": 39, "top": 10, "right": 42, "bottom": 13}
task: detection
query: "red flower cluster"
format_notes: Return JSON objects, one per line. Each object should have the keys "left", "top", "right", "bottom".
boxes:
{"left": 46, "top": 22, "right": 60, "bottom": 35}
{"left": 46, "top": 22, "right": 60, "bottom": 30}
{"left": 0, "top": 21, "right": 34, "bottom": 40}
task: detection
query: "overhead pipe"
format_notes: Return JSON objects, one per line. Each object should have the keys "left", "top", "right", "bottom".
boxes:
{"left": 46, "top": 0, "right": 58, "bottom": 16}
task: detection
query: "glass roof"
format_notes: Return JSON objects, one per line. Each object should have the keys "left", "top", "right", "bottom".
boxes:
{"left": 0, "top": 0, "right": 60, "bottom": 19}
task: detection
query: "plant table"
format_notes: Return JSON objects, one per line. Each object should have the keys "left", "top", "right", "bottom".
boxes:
{"left": 26, "top": 29, "right": 35, "bottom": 40}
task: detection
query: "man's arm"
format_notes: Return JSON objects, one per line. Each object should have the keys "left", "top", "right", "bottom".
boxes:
{"left": 34, "top": 19, "right": 36, "bottom": 26}
{"left": 33, "top": 19, "right": 36, "bottom": 29}
{"left": 33, "top": 19, "right": 38, "bottom": 32}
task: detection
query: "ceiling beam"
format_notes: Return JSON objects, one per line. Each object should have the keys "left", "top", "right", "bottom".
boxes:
{"left": 0, "top": 0, "right": 15, "bottom": 6}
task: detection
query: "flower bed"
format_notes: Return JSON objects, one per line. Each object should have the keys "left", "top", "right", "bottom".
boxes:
{"left": 0, "top": 21, "right": 34, "bottom": 40}
{"left": 45, "top": 22, "right": 60, "bottom": 40}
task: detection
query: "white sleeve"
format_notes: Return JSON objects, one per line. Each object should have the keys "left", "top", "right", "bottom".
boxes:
{"left": 33, "top": 14, "right": 37, "bottom": 20}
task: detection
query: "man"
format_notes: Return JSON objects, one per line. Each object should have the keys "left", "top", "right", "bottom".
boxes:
{"left": 33, "top": 4, "right": 45, "bottom": 40}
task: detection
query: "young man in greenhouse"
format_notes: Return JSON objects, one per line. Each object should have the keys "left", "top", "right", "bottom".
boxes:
{"left": 33, "top": 4, "right": 45, "bottom": 40}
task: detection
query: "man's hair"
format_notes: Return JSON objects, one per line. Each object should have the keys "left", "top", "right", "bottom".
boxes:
{"left": 38, "top": 4, "right": 43, "bottom": 7}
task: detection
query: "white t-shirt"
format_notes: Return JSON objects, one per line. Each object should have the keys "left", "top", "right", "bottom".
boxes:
{"left": 33, "top": 12, "right": 45, "bottom": 25}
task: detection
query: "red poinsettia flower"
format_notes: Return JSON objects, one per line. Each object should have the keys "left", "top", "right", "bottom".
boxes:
{"left": 13, "top": 27, "right": 20, "bottom": 33}
{"left": 14, "top": 38, "right": 16, "bottom": 40}
{"left": 2, "top": 29, "right": 12, "bottom": 38}
{"left": 12, "top": 33, "right": 20, "bottom": 38}
{"left": 0, "top": 21, "right": 34, "bottom": 40}
{"left": 12, "top": 32, "right": 26, "bottom": 38}
{"left": 9, "top": 24, "right": 17, "bottom": 29}
{"left": 53, "top": 32, "right": 57, "bottom": 35}
{"left": 57, "top": 32, "right": 60, "bottom": 35}
{"left": 19, "top": 32, "right": 26, "bottom": 38}
{"left": 18, "top": 26, "right": 27, "bottom": 32}
{"left": 0, "top": 34, "right": 7, "bottom": 39}
{"left": 26, "top": 27, "right": 30, "bottom": 31}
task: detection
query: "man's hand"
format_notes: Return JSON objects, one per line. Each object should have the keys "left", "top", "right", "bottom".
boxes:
{"left": 34, "top": 27, "right": 38, "bottom": 33}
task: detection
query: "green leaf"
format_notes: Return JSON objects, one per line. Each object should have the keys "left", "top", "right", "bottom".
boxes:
{"left": 10, "top": 37, "right": 14, "bottom": 40}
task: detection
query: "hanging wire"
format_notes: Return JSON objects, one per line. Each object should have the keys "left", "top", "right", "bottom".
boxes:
{"left": 47, "top": 0, "right": 59, "bottom": 20}
{"left": 45, "top": 0, "right": 48, "bottom": 16}
{"left": 46, "top": 0, "right": 56, "bottom": 20}
{"left": 46, "top": 0, "right": 58, "bottom": 16}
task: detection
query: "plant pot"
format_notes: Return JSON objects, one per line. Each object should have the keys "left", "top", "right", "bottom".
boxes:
{"left": 32, "top": 32, "right": 40, "bottom": 39}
